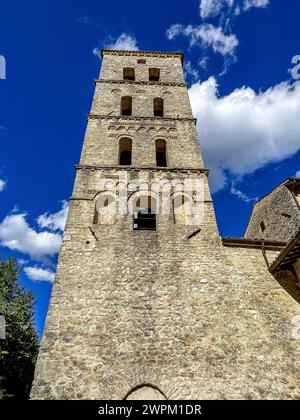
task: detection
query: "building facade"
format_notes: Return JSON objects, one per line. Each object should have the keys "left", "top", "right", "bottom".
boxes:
{"left": 31, "top": 50, "right": 300, "bottom": 400}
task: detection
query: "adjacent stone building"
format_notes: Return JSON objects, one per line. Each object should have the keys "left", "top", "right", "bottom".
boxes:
{"left": 246, "top": 178, "right": 300, "bottom": 304}
{"left": 31, "top": 50, "right": 300, "bottom": 400}
{"left": 245, "top": 178, "right": 300, "bottom": 243}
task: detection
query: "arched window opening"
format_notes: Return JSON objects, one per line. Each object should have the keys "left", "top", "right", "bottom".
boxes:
{"left": 121, "top": 96, "right": 132, "bottom": 116}
{"left": 133, "top": 196, "right": 156, "bottom": 231}
{"left": 153, "top": 98, "right": 164, "bottom": 117}
{"left": 156, "top": 139, "right": 167, "bottom": 167}
{"left": 94, "top": 194, "right": 116, "bottom": 225}
{"left": 149, "top": 68, "right": 160, "bottom": 82}
{"left": 123, "top": 67, "right": 135, "bottom": 81}
{"left": 119, "top": 138, "right": 132, "bottom": 165}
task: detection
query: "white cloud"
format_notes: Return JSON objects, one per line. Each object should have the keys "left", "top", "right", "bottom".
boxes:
{"left": 106, "top": 33, "right": 139, "bottom": 51}
{"left": 230, "top": 184, "right": 258, "bottom": 203}
{"left": 37, "top": 201, "right": 68, "bottom": 231}
{"left": 17, "top": 258, "right": 28, "bottom": 266}
{"left": 184, "top": 61, "right": 200, "bottom": 82}
{"left": 166, "top": 23, "right": 238, "bottom": 56}
{"left": 295, "top": 171, "right": 300, "bottom": 178}
{"left": 93, "top": 47, "right": 101, "bottom": 59}
{"left": 0, "top": 179, "right": 6, "bottom": 191}
{"left": 93, "top": 32, "right": 139, "bottom": 59}
{"left": 0, "top": 213, "right": 62, "bottom": 260}
{"left": 243, "top": 0, "right": 269, "bottom": 11}
{"left": 189, "top": 78, "right": 300, "bottom": 192}
{"left": 200, "top": 0, "right": 233, "bottom": 19}
{"left": 199, "top": 0, "right": 269, "bottom": 18}
{"left": 199, "top": 56, "right": 209, "bottom": 70}
{"left": 24, "top": 266, "right": 55, "bottom": 283}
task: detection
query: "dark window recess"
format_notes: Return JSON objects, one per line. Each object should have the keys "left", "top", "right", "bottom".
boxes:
{"left": 137, "top": 59, "right": 146, "bottom": 64}
{"left": 119, "top": 138, "right": 132, "bottom": 165}
{"left": 134, "top": 209, "right": 156, "bottom": 231}
{"left": 156, "top": 140, "right": 167, "bottom": 167}
{"left": 153, "top": 98, "right": 164, "bottom": 117}
{"left": 121, "top": 96, "right": 132, "bottom": 116}
{"left": 149, "top": 68, "right": 160, "bottom": 82}
{"left": 120, "top": 151, "right": 132, "bottom": 165}
{"left": 123, "top": 68, "right": 135, "bottom": 81}
{"left": 260, "top": 221, "right": 266, "bottom": 233}
{"left": 156, "top": 152, "right": 167, "bottom": 167}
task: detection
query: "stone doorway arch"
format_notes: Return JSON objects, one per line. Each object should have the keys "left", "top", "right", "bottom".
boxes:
{"left": 124, "top": 385, "right": 167, "bottom": 400}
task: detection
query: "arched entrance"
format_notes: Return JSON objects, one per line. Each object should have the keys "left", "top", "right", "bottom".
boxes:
{"left": 124, "top": 385, "right": 167, "bottom": 400}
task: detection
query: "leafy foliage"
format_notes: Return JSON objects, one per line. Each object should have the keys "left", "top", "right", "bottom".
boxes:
{"left": 0, "top": 257, "right": 39, "bottom": 399}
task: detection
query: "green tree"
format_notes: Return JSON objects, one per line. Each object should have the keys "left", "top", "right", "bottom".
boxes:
{"left": 0, "top": 257, "right": 39, "bottom": 399}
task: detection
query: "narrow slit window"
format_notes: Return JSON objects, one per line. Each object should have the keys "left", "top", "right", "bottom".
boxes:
{"left": 121, "top": 96, "right": 132, "bottom": 116}
{"left": 156, "top": 139, "right": 167, "bottom": 167}
{"left": 260, "top": 221, "right": 266, "bottom": 233}
{"left": 123, "top": 68, "right": 135, "bottom": 81}
{"left": 119, "top": 138, "right": 132, "bottom": 165}
{"left": 149, "top": 68, "right": 160, "bottom": 82}
{"left": 153, "top": 98, "right": 164, "bottom": 117}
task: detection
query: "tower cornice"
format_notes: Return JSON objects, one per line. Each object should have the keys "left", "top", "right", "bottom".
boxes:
{"left": 101, "top": 49, "right": 184, "bottom": 64}
{"left": 95, "top": 79, "right": 188, "bottom": 88}
{"left": 88, "top": 114, "right": 197, "bottom": 125}
{"left": 75, "top": 164, "right": 209, "bottom": 174}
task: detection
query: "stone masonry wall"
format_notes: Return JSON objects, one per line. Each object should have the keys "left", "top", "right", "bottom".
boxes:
{"left": 80, "top": 118, "right": 203, "bottom": 169}
{"left": 31, "top": 206, "right": 300, "bottom": 399}
{"left": 99, "top": 53, "right": 185, "bottom": 85}
{"left": 245, "top": 184, "right": 300, "bottom": 242}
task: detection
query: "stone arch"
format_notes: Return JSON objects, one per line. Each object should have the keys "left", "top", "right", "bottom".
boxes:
{"left": 124, "top": 385, "right": 167, "bottom": 400}
{"left": 128, "top": 190, "right": 159, "bottom": 214}
{"left": 128, "top": 191, "right": 159, "bottom": 230}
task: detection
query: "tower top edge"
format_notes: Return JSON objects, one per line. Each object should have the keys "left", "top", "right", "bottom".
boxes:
{"left": 101, "top": 49, "right": 184, "bottom": 63}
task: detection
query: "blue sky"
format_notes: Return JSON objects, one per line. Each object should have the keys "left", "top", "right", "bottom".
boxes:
{"left": 0, "top": 0, "right": 300, "bottom": 337}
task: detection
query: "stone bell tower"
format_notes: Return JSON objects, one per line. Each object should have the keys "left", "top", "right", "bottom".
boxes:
{"left": 31, "top": 50, "right": 300, "bottom": 400}
{"left": 31, "top": 49, "right": 220, "bottom": 400}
